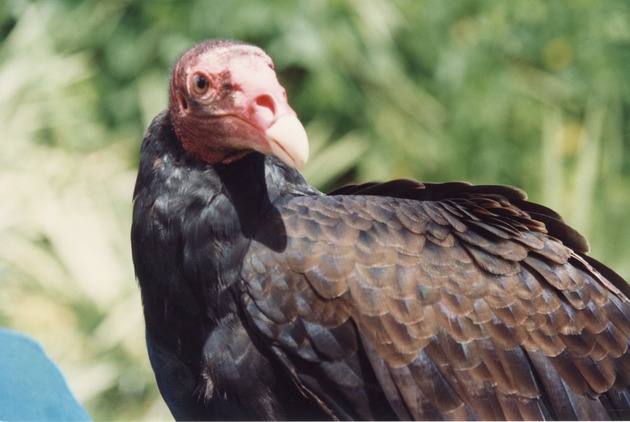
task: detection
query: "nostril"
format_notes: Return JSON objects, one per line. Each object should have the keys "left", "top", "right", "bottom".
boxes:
{"left": 249, "top": 94, "right": 278, "bottom": 128}
{"left": 255, "top": 94, "right": 276, "bottom": 115}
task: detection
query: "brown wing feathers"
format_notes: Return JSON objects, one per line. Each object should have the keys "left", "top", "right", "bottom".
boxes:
{"left": 242, "top": 182, "right": 630, "bottom": 419}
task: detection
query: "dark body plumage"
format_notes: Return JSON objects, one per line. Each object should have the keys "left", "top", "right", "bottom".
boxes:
{"left": 132, "top": 108, "right": 630, "bottom": 420}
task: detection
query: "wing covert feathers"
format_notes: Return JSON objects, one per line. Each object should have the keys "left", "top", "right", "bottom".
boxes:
{"left": 242, "top": 183, "right": 630, "bottom": 420}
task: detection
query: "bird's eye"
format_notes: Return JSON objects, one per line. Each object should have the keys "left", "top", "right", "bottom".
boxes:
{"left": 191, "top": 73, "right": 210, "bottom": 95}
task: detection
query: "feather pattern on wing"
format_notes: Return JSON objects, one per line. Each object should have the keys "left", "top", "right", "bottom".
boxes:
{"left": 240, "top": 180, "right": 630, "bottom": 420}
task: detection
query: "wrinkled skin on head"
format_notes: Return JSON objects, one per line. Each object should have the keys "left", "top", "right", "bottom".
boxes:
{"left": 168, "top": 39, "right": 308, "bottom": 169}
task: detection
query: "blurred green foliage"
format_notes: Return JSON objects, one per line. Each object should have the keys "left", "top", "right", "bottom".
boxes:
{"left": 1, "top": 0, "right": 629, "bottom": 419}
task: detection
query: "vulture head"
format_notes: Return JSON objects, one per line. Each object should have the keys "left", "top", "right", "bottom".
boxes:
{"left": 168, "top": 39, "right": 309, "bottom": 169}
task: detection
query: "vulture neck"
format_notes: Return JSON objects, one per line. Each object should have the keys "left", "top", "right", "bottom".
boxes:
{"left": 134, "top": 110, "right": 315, "bottom": 315}
{"left": 214, "top": 153, "right": 292, "bottom": 252}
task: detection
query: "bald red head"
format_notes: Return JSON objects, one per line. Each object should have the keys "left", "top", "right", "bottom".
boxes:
{"left": 168, "top": 40, "right": 308, "bottom": 169}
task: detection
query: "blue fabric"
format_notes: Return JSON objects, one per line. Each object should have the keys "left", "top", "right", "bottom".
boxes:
{"left": 0, "top": 329, "right": 91, "bottom": 421}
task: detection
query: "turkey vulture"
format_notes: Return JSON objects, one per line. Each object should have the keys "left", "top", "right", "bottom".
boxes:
{"left": 131, "top": 39, "right": 630, "bottom": 420}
